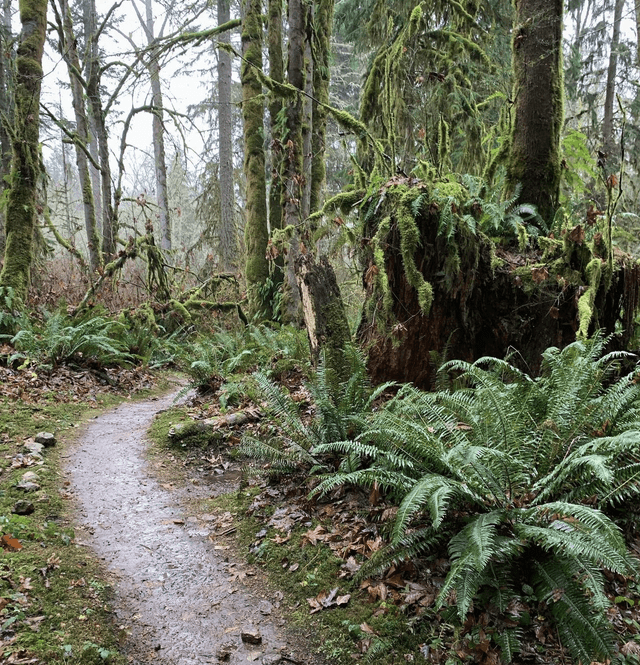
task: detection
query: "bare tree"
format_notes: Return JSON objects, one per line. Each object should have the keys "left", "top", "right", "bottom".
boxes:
{"left": 602, "top": 0, "right": 625, "bottom": 163}
{"left": 129, "top": 0, "right": 172, "bottom": 251}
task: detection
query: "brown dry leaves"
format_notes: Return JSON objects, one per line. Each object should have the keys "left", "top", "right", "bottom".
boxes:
{"left": 0, "top": 364, "right": 155, "bottom": 405}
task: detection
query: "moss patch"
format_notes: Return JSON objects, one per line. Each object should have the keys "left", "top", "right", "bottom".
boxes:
{"left": 0, "top": 396, "right": 129, "bottom": 664}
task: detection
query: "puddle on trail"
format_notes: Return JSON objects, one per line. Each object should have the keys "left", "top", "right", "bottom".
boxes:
{"left": 66, "top": 389, "right": 323, "bottom": 665}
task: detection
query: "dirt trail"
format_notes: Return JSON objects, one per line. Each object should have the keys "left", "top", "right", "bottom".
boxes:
{"left": 65, "top": 387, "right": 320, "bottom": 665}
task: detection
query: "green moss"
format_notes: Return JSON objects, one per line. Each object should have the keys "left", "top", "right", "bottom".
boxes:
{"left": 397, "top": 190, "right": 433, "bottom": 314}
{"left": 433, "top": 179, "right": 466, "bottom": 202}
{"left": 371, "top": 215, "right": 393, "bottom": 319}
{"left": 538, "top": 236, "right": 563, "bottom": 261}
{"left": 242, "top": 0, "right": 270, "bottom": 319}
{"left": 577, "top": 258, "right": 603, "bottom": 339}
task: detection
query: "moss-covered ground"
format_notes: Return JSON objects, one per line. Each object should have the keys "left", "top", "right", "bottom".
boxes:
{"left": 0, "top": 395, "right": 126, "bottom": 664}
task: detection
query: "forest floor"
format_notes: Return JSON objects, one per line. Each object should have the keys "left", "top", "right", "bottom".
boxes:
{"left": 4, "top": 365, "right": 640, "bottom": 665}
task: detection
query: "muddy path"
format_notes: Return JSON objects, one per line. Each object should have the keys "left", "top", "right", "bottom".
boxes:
{"left": 65, "top": 387, "right": 324, "bottom": 665}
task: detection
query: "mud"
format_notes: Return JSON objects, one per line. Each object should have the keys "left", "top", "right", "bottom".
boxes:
{"left": 65, "top": 388, "right": 324, "bottom": 665}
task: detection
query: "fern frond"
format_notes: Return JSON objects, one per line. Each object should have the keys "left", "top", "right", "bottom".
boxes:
{"left": 532, "top": 557, "right": 615, "bottom": 662}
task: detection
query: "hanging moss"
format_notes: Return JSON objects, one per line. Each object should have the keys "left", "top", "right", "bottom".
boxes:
{"left": 397, "top": 190, "right": 434, "bottom": 314}
{"left": 370, "top": 215, "right": 393, "bottom": 318}
{"left": 577, "top": 258, "right": 603, "bottom": 339}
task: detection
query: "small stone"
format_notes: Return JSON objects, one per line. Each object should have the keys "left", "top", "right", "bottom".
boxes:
{"left": 261, "top": 656, "right": 282, "bottom": 664}
{"left": 258, "top": 600, "right": 273, "bottom": 616}
{"left": 35, "top": 432, "right": 56, "bottom": 447}
{"left": 12, "top": 500, "right": 34, "bottom": 515}
{"left": 16, "top": 481, "right": 40, "bottom": 493}
{"left": 241, "top": 628, "right": 262, "bottom": 645}
{"left": 21, "top": 471, "right": 39, "bottom": 483}
{"left": 23, "top": 442, "right": 45, "bottom": 455}
{"left": 216, "top": 641, "right": 236, "bottom": 661}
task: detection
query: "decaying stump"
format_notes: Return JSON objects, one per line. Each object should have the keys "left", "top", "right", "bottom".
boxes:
{"left": 357, "top": 179, "right": 640, "bottom": 389}
{"left": 295, "top": 254, "right": 351, "bottom": 383}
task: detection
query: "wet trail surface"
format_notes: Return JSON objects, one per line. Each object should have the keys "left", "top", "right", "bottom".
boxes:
{"left": 65, "top": 388, "right": 321, "bottom": 665}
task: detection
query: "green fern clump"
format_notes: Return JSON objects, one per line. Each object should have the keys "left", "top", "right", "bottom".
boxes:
{"left": 312, "top": 334, "right": 640, "bottom": 663}
{"left": 9, "top": 311, "right": 131, "bottom": 369}
{"left": 240, "top": 346, "right": 393, "bottom": 475}
{"left": 462, "top": 174, "right": 545, "bottom": 246}
{"left": 182, "top": 324, "right": 311, "bottom": 393}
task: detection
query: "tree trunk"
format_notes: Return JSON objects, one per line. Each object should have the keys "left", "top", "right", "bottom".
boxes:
{"left": 0, "top": 0, "right": 14, "bottom": 257}
{"left": 144, "top": 0, "right": 171, "bottom": 252}
{"left": 505, "top": 0, "right": 563, "bottom": 225}
{"left": 267, "top": 0, "right": 284, "bottom": 236}
{"left": 296, "top": 254, "right": 351, "bottom": 386}
{"left": 0, "top": 0, "right": 48, "bottom": 308}
{"left": 281, "top": 0, "right": 306, "bottom": 324}
{"left": 242, "top": 0, "right": 269, "bottom": 318}
{"left": 83, "top": 0, "right": 116, "bottom": 259}
{"left": 83, "top": 0, "right": 102, "bottom": 241}
{"left": 636, "top": 0, "right": 640, "bottom": 67}
{"left": 309, "top": 0, "right": 334, "bottom": 214}
{"left": 60, "top": 0, "right": 102, "bottom": 272}
{"left": 218, "top": 0, "right": 236, "bottom": 271}
{"left": 301, "top": 34, "right": 313, "bottom": 220}
{"left": 602, "top": 0, "right": 624, "bottom": 164}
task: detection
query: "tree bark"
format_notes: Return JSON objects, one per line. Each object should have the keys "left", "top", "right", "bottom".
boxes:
{"left": 296, "top": 254, "right": 351, "bottom": 386}
{"left": 144, "top": 0, "right": 171, "bottom": 251}
{"left": 83, "top": 0, "right": 102, "bottom": 242}
{"left": 267, "top": 0, "right": 284, "bottom": 236}
{"left": 309, "top": 0, "right": 334, "bottom": 214}
{"left": 602, "top": 0, "right": 624, "bottom": 164}
{"left": 218, "top": 0, "right": 236, "bottom": 271}
{"left": 0, "top": 0, "right": 48, "bottom": 307}
{"left": 0, "top": 0, "right": 14, "bottom": 257}
{"left": 636, "top": 0, "right": 640, "bottom": 67}
{"left": 242, "top": 0, "right": 269, "bottom": 318}
{"left": 281, "top": 0, "right": 306, "bottom": 324}
{"left": 301, "top": 33, "right": 313, "bottom": 220}
{"left": 505, "top": 0, "right": 563, "bottom": 225}
{"left": 83, "top": 0, "right": 116, "bottom": 259}
{"left": 59, "top": 0, "right": 102, "bottom": 272}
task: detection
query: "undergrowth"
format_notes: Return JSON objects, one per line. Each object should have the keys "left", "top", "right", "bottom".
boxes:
{"left": 243, "top": 333, "right": 640, "bottom": 663}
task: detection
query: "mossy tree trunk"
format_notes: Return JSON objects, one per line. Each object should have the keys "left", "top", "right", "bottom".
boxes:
{"left": 218, "top": 0, "right": 236, "bottom": 272}
{"left": 242, "top": 0, "right": 269, "bottom": 319}
{"left": 281, "top": 0, "right": 307, "bottom": 324}
{"left": 309, "top": 0, "right": 334, "bottom": 214}
{"left": 505, "top": 0, "right": 563, "bottom": 225}
{"left": 267, "top": 0, "right": 284, "bottom": 238}
{"left": 0, "top": 0, "right": 48, "bottom": 306}
{"left": 0, "top": 0, "right": 14, "bottom": 257}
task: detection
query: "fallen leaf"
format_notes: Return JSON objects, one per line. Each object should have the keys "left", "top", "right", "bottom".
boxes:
{"left": 1, "top": 535, "right": 22, "bottom": 551}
